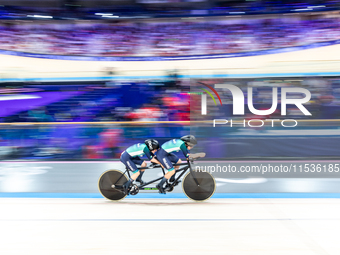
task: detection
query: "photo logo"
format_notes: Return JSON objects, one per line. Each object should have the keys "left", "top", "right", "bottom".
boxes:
{"left": 199, "top": 82, "right": 223, "bottom": 115}
{"left": 201, "top": 84, "right": 311, "bottom": 116}
{"left": 196, "top": 83, "right": 312, "bottom": 128}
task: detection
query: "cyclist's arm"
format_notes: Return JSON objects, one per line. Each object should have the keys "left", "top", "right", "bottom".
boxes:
{"left": 143, "top": 148, "right": 153, "bottom": 161}
{"left": 150, "top": 157, "right": 164, "bottom": 168}
{"left": 180, "top": 143, "right": 190, "bottom": 159}
{"left": 144, "top": 147, "right": 165, "bottom": 168}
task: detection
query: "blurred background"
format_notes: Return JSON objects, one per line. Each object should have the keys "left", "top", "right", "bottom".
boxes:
{"left": 0, "top": 0, "right": 339, "bottom": 160}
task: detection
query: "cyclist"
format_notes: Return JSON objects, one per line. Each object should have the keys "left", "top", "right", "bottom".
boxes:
{"left": 120, "top": 139, "right": 162, "bottom": 194}
{"left": 156, "top": 135, "right": 197, "bottom": 194}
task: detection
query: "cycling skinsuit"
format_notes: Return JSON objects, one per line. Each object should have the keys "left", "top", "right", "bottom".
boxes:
{"left": 157, "top": 139, "right": 189, "bottom": 171}
{"left": 120, "top": 143, "right": 153, "bottom": 173}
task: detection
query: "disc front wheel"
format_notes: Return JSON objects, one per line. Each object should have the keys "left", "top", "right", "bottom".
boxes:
{"left": 183, "top": 170, "right": 215, "bottom": 201}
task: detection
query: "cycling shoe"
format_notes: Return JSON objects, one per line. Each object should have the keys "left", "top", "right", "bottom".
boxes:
{"left": 156, "top": 184, "right": 166, "bottom": 194}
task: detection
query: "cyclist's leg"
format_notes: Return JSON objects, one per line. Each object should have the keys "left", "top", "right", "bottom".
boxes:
{"left": 120, "top": 152, "right": 140, "bottom": 193}
{"left": 132, "top": 158, "right": 146, "bottom": 183}
{"left": 168, "top": 153, "right": 181, "bottom": 182}
{"left": 156, "top": 149, "right": 175, "bottom": 193}
{"left": 168, "top": 153, "right": 181, "bottom": 170}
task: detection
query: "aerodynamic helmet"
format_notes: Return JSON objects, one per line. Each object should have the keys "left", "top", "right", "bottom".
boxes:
{"left": 144, "top": 139, "right": 160, "bottom": 151}
{"left": 180, "top": 135, "right": 197, "bottom": 147}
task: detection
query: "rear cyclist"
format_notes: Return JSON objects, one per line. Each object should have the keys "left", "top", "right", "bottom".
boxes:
{"left": 120, "top": 139, "right": 161, "bottom": 194}
{"left": 156, "top": 135, "right": 197, "bottom": 194}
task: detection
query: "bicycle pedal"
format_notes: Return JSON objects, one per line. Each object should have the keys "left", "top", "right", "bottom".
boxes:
{"left": 165, "top": 185, "right": 174, "bottom": 192}
{"left": 123, "top": 183, "right": 132, "bottom": 195}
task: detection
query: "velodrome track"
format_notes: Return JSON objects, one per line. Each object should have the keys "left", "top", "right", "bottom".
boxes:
{"left": 2, "top": 42, "right": 340, "bottom": 82}
{"left": 1, "top": 198, "right": 340, "bottom": 255}
{"left": 1, "top": 160, "right": 340, "bottom": 254}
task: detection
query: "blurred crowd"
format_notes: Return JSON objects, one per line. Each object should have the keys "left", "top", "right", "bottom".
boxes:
{"left": 2, "top": 78, "right": 189, "bottom": 123}
{"left": 0, "top": 76, "right": 338, "bottom": 159}
{"left": 0, "top": 15, "right": 340, "bottom": 57}
{"left": 1, "top": 77, "right": 340, "bottom": 124}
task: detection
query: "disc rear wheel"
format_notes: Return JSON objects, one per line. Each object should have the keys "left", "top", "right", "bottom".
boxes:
{"left": 98, "top": 170, "right": 128, "bottom": 201}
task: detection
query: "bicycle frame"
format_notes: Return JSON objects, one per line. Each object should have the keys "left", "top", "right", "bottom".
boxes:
{"left": 116, "top": 159, "right": 196, "bottom": 191}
